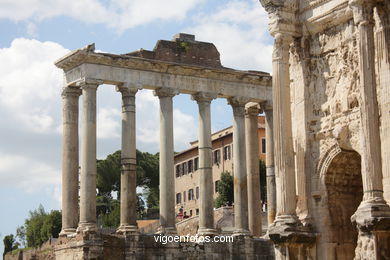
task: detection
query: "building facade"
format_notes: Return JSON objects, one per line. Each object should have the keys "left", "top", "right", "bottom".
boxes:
{"left": 174, "top": 116, "right": 266, "bottom": 217}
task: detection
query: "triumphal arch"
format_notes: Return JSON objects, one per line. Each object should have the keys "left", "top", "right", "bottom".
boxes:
{"left": 54, "top": 33, "right": 275, "bottom": 259}
{"left": 260, "top": 0, "right": 390, "bottom": 259}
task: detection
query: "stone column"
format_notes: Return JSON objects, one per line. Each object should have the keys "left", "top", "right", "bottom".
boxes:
{"left": 154, "top": 87, "right": 178, "bottom": 234}
{"left": 60, "top": 86, "right": 81, "bottom": 237}
{"left": 350, "top": 0, "right": 390, "bottom": 231}
{"left": 117, "top": 85, "right": 139, "bottom": 234}
{"left": 192, "top": 92, "right": 217, "bottom": 236}
{"left": 77, "top": 79, "right": 101, "bottom": 233}
{"left": 245, "top": 103, "right": 262, "bottom": 237}
{"left": 272, "top": 33, "right": 298, "bottom": 221}
{"left": 264, "top": 106, "right": 276, "bottom": 226}
{"left": 228, "top": 97, "right": 250, "bottom": 236}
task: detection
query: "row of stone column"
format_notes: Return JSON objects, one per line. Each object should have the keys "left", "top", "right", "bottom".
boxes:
{"left": 60, "top": 81, "right": 274, "bottom": 237}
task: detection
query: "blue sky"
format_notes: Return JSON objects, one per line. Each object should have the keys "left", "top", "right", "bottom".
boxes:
{"left": 0, "top": 0, "right": 273, "bottom": 252}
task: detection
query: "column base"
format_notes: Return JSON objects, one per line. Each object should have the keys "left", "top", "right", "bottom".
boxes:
{"left": 77, "top": 222, "right": 98, "bottom": 234}
{"left": 59, "top": 228, "right": 77, "bottom": 237}
{"left": 156, "top": 226, "right": 177, "bottom": 235}
{"left": 351, "top": 197, "right": 390, "bottom": 231}
{"left": 197, "top": 228, "right": 218, "bottom": 237}
{"left": 268, "top": 215, "right": 316, "bottom": 244}
{"left": 232, "top": 228, "right": 251, "bottom": 237}
{"left": 116, "top": 224, "right": 139, "bottom": 235}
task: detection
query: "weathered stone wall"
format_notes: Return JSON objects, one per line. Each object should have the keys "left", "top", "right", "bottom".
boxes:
{"left": 287, "top": 2, "right": 390, "bottom": 259}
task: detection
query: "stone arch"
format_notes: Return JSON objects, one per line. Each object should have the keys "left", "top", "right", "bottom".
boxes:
{"left": 320, "top": 148, "right": 363, "bottom": 259}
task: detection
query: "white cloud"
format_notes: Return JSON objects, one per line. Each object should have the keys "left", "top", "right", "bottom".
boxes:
{"left": 97, "top": 107, "right": 121, "bottom": 139}
{"left": 0, "top": 0, "right": 202, "bottom": 31}
{"left": 0, "top": 38, "right": 68, "bottom": 134}
{"left": 188, "top": 0, "right": 273, "bottom": 72}
{"left": 0, "top": 152, "right": 60, "bottom": 192}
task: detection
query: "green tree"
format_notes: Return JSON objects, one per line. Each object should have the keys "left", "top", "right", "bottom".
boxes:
{"left": 97, "top": 150, "right": 121, "bottom": 197}
{"left": 23, "top": 205, "right": 62, "bottom": 247}
{"left": 3, "top": 234, "right": 18, "bottom": 258}
{"left": 96, "top": 150, "right": 160, "bottom": 211}
{"left": 16, "top": 225, "right": 26, "bottom": 247}
{"left": 215, "top": 171, "right": 234, "bottom": 208}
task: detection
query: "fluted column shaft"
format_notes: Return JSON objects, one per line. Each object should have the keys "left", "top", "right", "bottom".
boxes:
{"left": 351, "top": 0, "right": 385, "bottom": 201}
{"left": 350, "top": 1, "right": 390, "bottom": 232}
{"left": 245, "top": 105, "right": 262, "bottom": 236}
{"left": 264, "top": 108, "right": 276, "bottom": 225}
{"left": 192, "top": 92, "right": 217, "bottom": 236}
{"left": 154, "top": 87, "right": 177, "bottom": 234}
{"left": 229, "top": 97, "right": 250, "bottom": 235}
{"left": 60, "top": 86, "right": 81, "bottom": 236}
{"left": 78, "top": 80, "right": 100, "bottom": 232}
{"left": 272, "top": 33, "right": 297, "bottom": 218}
{"left": 117, "top": 86, "right": 138, "bottom": 234}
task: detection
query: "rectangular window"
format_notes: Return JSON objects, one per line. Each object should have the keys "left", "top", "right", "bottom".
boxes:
{"left": 223, "top": 145, "right": 231, "bottom": 160}
{"left": 213, "top": 149, "right": 221, "bottom": 165}
{"left": 176, "top": 165, "right": 180, "bottom": 177}
{"left": 194, "top": 157, "right": 199, "bottom": 171}
{"left": 196, "top": 208, "right": 199, "bottom": 215}
{"left": 179, "top": 164, "right": 183, "bottom": 176}
{"left": 196, "top": 186, "right": 199, "bottom": 199}
{"left": 183, "top": 191, "right": 186, "bottom": 202}
{"left": 188, "top": 189, "right": 194, "bottom": 200}
{"left": 189, "top": 210, "right": 193, "bottom": 216}
{"left": 188, "top": 160, "right": 193, "bottom": 173}
{"left": 215, "top": 180, "right": 220, "bottom": 193}
{"left": 176, "top": 193, "right": 181, "bottom": 204}
{"left": 262, "top": 138, "right": 266, "bottom": 154}
{"left": 183, "top": 162, "right": 188, "bottom": 175}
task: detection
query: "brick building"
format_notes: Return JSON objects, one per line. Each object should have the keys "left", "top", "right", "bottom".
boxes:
{"left": 174, "top": 115, "right": 266, "bottom": 217}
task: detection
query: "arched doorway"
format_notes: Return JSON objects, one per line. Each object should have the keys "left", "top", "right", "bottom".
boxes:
{"left": 324, "top": 149, "right": 362, "bottom": 259}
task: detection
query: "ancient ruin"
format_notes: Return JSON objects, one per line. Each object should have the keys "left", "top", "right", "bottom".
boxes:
{"left": 260, "top": 0, "right": 390, "bottom": 259}
{"left": 22, "top": 0, "right": 388, "bottom": 259}
{"left": 53, "top": 33, "right": 274, "bottom": 259}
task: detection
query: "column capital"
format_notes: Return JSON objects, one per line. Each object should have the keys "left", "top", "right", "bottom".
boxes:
{"left": 75, "top": 78, "right": 103, "bottom": 90}
{"left": 153, "top": 87, "right": 178, "bottom": 98}
{"left": 227, "top": 96, "right": 250, "bottom": 107}
{"left": 245, "top": 102, "right": 261, "bottom": 117}
{"left": 61, "top": 86, "right": 82, "bottom": 98}
{"left": 349, "top": 0, "right": 375, "bottom": 25}
{"left": 116, "top": 83, "right": 140, "bottom": 97}
{"left": 191, "top": 92, "right": 217, "bottom": 103}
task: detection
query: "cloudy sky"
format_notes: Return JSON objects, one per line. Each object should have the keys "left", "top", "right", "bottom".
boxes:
{"left": 0, "top": 0, "right": 273, "bottom": 250}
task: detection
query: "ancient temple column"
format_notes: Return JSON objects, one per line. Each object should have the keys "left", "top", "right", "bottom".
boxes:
{"left": 264, "top": 106, "right": 276, "bottom": 225}
{"left": 192, "top": 92, "right": 217, "bottom": 236}
{"left": 245, "top": 103, "right": 262, "bottom": 237}
{"left": 272, "top": 33, "right": 298, "bottom": 221}
{"left": 350, "top": 0, "right": 390, "bottom": 227}
{"left": 60, "top": 86, "right": 81, "bottom": 236}
{"left": 154, "top": 87, "right": 178, "bottom": 234}
{"left": 117, "top": 85, "right": 139, "bottom": 234}
{"left": 228, "top": 97, "right": 250, "bottom": 236}
{"left": 77, "top": 79, "right": 101, "bottom": 233}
